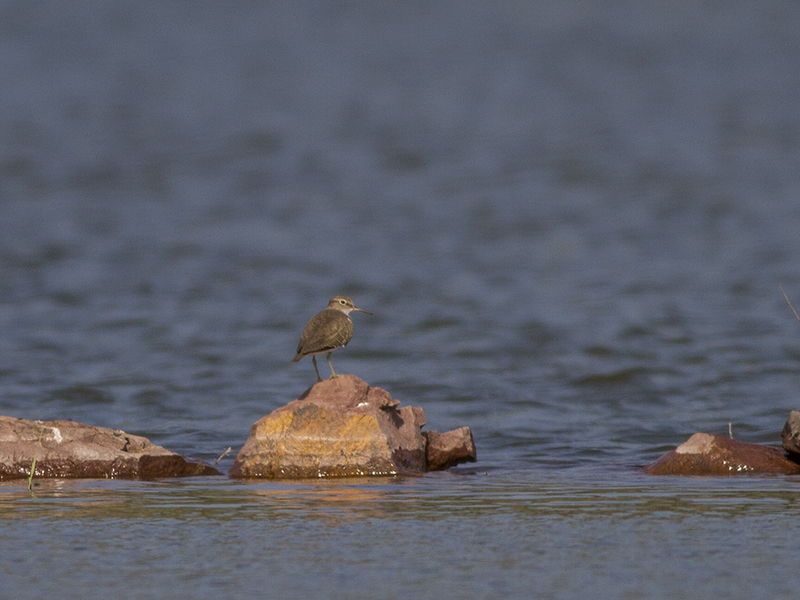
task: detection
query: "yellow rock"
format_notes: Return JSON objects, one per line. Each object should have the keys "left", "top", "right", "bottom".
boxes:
{"left": 230, "top": 375, "right": 427, "bottom": 478}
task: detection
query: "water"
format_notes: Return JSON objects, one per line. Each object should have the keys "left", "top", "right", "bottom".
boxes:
{"left": 2, "top": 1, "right": 800, "bottom": 598}
{"left": 3, "top": 474, "right": 800, "bottom": 599}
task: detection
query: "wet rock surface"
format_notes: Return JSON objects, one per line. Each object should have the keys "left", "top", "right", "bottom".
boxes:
{"left": 0, "top": 416, "right": 221, "bottom": 480}
{"left": 781, "top": 410, "right": 800, "bottom": 457}
{"left": 645, "top": 432, "right": 800, "bottom": 476}
{"left": 423, "top": 427, "right": 476, "bottom": 471}
{"left": 230, "top": 374, "right": 476, "bottom": 478}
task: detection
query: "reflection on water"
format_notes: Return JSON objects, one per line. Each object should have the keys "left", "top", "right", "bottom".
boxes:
{"left": 3, "top": 473, "right": 800, "bottom": 521}
{"left": 3, "top": 474, "right": 800, "bottom": 599}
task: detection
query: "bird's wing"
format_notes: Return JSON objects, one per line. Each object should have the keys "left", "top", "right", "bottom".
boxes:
{"left": 296, "top": 310, "right": 354, "bottom": 356}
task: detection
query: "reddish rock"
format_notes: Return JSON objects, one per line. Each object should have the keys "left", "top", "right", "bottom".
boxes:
{"left": 645, "top": 432, "right": 800, "bottom": 476}
{"left": 781, "top": 410, "right": 800, "bottom": 456}
{"left": 230, "top": 374, "right": 476, "bottom": 478}
{"left": 0, "top": 416, "right": 221, "bottom": 480}
{"left": 424, "top": 427, "right": 476, "bottom": 471}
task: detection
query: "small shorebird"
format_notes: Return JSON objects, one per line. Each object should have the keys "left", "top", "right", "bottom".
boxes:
{"left": 291, "top": 295, "right": 372, "bottom": 382}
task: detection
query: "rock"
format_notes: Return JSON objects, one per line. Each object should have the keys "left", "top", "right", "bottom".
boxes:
{"left": 644, "top": 432, "right": 800, "bottom": 476}
{"left": 424, "top": 427, "right": 476, "bottom": 471}
{"left": 230, "top": 374, "right": 476, "bottom": 478}
{"left": 0, "top": 416, "right": 222, "bottom": 480}
{"left": 781, "top": 410, "right": 800, "bottom": 456}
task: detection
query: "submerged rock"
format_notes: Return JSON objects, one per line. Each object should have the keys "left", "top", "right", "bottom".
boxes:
{"left": 645, "top": 432, "right": 800, "bottom": 476}
{"left": 230, "top": 374, "right": 476, "bottom": 478}
{"left": 0, "top": 416, "right": 221, "bottom": 480}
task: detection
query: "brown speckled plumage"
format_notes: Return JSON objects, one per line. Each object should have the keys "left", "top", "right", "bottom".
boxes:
{"left": 291, "top": 295, "right": 371, "bottom": 381}
{"left": 292, "top": 308, "right": 354, "bottom": 359}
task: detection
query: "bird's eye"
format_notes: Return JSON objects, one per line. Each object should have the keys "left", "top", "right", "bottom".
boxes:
{"left": 339, "top": 299, "right": 346, "bottom": 304}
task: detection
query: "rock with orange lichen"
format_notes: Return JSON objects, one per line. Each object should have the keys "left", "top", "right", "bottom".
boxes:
{"left": 0, "top": 416, "right": 221, "bottom": 480}
{"left": 229, "top": 374, "right": 476, "bottom": 478}
{"left": 645, "top": 432, "right": 800, "bottom": 476}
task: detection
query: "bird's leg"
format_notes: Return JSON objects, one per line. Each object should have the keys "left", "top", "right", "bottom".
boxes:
{"left": 312, "top": 356, "right": 322, "bottom": 382}
{"left": 326, "top": 352, "right": 338, "bottom": 379}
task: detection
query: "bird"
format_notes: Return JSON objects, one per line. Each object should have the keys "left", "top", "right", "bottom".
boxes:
{"left": 291, "top": 295, "right": 372, "bottom": 382}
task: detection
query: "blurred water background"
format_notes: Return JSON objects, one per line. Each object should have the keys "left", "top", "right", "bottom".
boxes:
{"left": 2, "top": 1, "right": 800, "bottom": 598}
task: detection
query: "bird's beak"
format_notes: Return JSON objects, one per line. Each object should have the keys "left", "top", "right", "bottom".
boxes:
{"left": 353, "top": 306, "right": 372, "bottom": 315}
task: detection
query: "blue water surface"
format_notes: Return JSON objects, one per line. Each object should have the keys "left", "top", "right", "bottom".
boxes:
{"left": 2, "top": 2, "right": 800, "bottom": 598}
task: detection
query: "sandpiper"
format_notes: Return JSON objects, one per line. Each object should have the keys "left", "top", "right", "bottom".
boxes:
{"left": 291, "top": 295, "right": 371, "bottom": 382}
